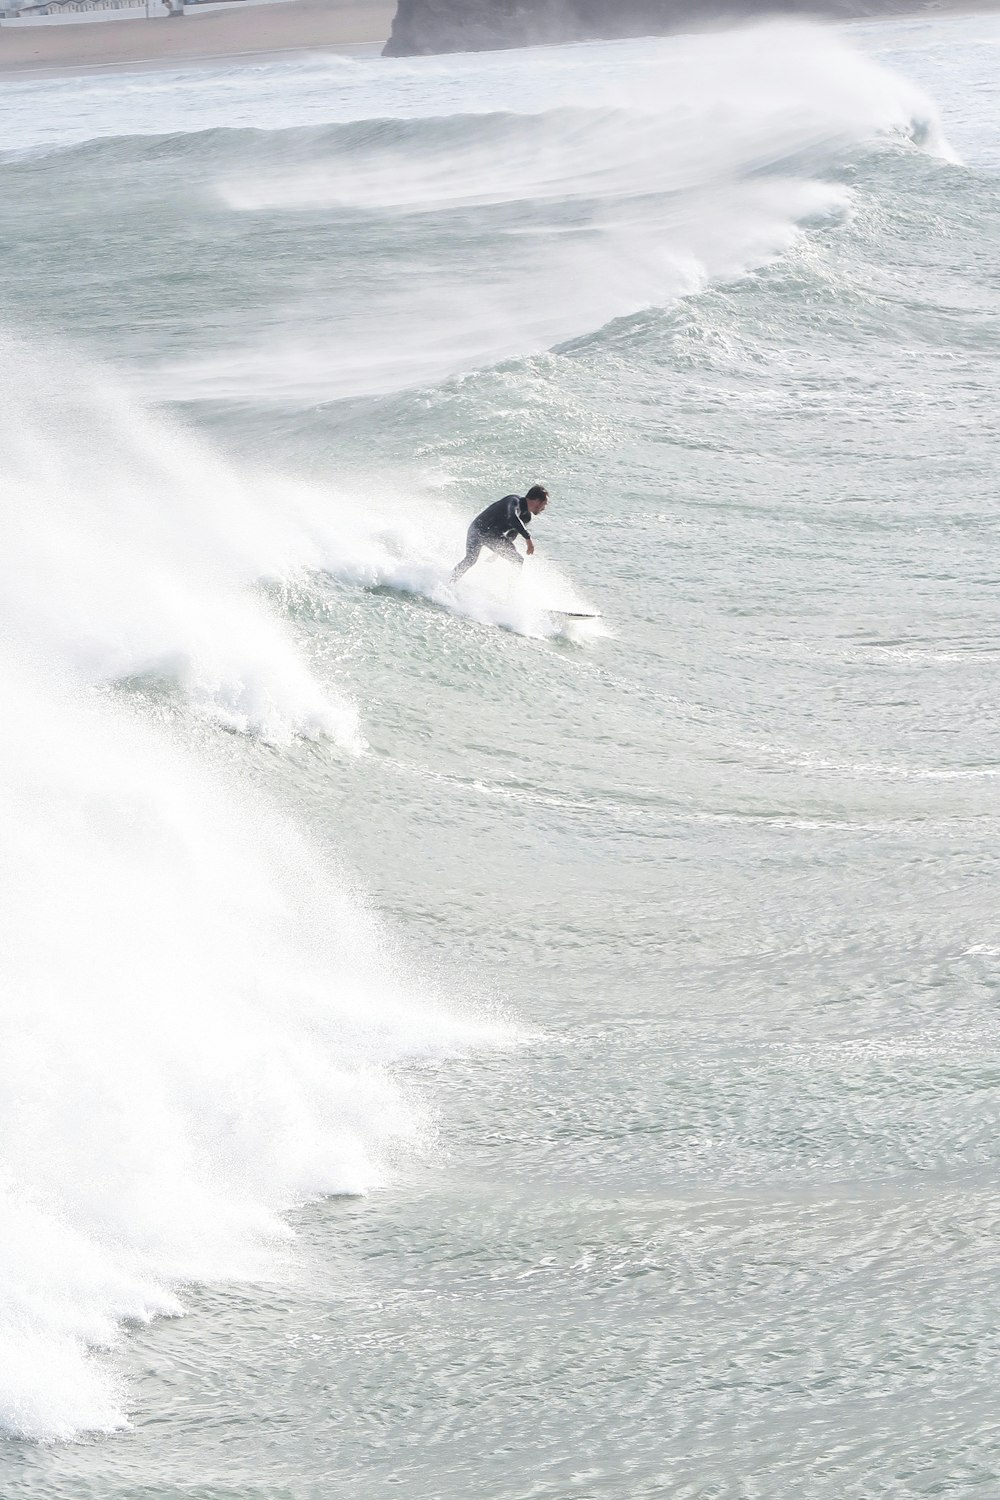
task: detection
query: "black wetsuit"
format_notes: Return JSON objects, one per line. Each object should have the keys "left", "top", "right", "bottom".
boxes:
{"left": 451, "top": 495, "right": 532, "bottom": 580}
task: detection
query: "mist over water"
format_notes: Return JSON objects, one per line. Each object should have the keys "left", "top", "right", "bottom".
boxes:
{"left": 2, "top": 12, "right": 1000, "bottom": 1496}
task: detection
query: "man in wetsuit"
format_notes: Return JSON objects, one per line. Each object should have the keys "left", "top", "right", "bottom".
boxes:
{"left": 450, "top": 485, "right": 549, "bottom": 582}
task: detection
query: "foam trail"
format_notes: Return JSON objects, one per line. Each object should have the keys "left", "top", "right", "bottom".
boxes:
{"left": 268, "top": 479, "right": 605, "bottom": 639}
{"left": 0, "top": 649, "right": 500, "bottom": 1442}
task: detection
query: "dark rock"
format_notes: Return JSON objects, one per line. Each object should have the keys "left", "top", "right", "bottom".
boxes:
{"left": 383, "top": 0, "right": 940, "bottom": 57}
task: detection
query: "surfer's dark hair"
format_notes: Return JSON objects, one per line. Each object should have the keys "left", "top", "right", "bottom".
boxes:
{"left": 526, "top": 485, "right": 549, "bottom": 502}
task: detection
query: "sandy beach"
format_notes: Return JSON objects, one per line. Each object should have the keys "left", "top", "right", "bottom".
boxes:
{"left": 3, "top": 0, "right": 1000, "bottom": 78}
{"left": 0, "top": 0, "right": 394, "bottom": 76}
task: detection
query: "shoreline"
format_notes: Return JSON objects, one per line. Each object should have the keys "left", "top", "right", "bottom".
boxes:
{"left": 2, "top": 0, "right": 999, "bottom": 81}
{"left": 0, "top": 0, "right": 394, "bottom": 77}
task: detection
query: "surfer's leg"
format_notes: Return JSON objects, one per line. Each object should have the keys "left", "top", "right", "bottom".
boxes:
{"left": 450, "top": 528, "right": 484, "bottom": 582}
{"left": 485, "top": 536, "right": 523, "bottom": 568}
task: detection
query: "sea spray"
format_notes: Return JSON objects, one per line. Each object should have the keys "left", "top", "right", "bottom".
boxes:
{"left": 0, "top": 647, "right": 498, "bottom": 1441}
{"left": 161, "top": 24, "right": 950, "bottom": 406}
{"left": 0, "top": 334, "right": 513, "bottom": 1441}
{"left": 0, "top": 333, "right": 359, "bottom": 744}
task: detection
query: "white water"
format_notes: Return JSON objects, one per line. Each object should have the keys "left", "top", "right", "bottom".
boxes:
{"left": 0, "top": 335, "right": 517, "bottom": 1441}
{"left": 1, "top": 334, "right": 364, "bottom": 742}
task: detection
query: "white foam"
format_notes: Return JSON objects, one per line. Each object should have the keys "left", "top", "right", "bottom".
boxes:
{"left": 0, "top": 333, "right": 527, "bottom": 1441}
{"left": 0, "top": 332, "right": 359, "bottom": 745}
{"left": 0, "top": 334, "right": 530, "bottom": 1434}
{"left": 0, "top": 650, "right": 501, "bottom": 1441}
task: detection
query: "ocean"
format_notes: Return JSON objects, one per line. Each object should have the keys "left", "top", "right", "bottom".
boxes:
{"left": 2, "top": 11, "right": 999, "bottom": 1495}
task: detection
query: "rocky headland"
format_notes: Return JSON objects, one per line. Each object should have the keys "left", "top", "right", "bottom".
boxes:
{"left": 383, "top": 0, "right": 964, "bottom": 55}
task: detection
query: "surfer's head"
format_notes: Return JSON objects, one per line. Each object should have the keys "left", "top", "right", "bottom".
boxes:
{"left": 526, "top": 485, "right": 549, "bottom": 515}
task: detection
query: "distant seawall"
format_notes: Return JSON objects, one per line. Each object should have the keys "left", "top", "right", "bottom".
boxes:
{"left": 383, "top": 0, "right": 947, "bottom": 56}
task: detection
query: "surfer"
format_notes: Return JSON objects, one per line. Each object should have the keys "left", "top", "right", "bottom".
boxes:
{"left": 450, "top": 486, "right": 549, "bottom": 582}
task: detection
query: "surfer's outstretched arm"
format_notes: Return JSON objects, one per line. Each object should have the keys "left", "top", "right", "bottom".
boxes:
{"left": 520, "top": 484, "right": 549, "bottom": 553}
{"left": 505, "top": 495, "right": 532, "bottom": 544}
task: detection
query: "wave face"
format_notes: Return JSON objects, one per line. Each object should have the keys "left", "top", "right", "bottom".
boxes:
{"left": 2, "top": 11, "right": 999, "bottom": 1485}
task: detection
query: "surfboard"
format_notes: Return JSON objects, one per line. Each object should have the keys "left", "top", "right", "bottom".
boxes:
{"left": 548, "top": 610, "right": 602, "bottom": 619}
